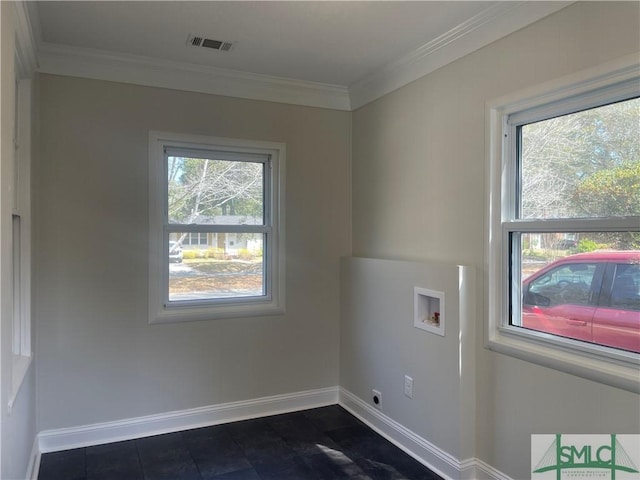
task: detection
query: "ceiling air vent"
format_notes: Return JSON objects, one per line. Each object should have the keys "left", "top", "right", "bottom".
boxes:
{"left": 187, "top": 34, "right": 234, "bottom": 52}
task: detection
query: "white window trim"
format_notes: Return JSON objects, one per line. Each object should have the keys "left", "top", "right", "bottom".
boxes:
{"left": 486, "top": 53, "right": 640, "bottom": 393}
{"left": 8, "top": 77, "right": 33, "bottom": 413}
{"left": 148, "top": 131, "right": 286, "bottom": 324}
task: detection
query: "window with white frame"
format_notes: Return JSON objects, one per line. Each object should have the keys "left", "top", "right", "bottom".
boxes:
{"left": 487, "top": 56, "right": 640, "bottom": 392}
{"left": 149, "top": 132, "right": 285, "bottom": 324}
{"left": 182, "top": 232, "right": 208, "bottom": 246}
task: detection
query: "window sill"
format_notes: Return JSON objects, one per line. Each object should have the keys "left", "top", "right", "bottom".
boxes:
{"left": 486, "top": 326, "right": 639, "bottom": 393}
{"left": 8, "top": 354, "right": 32, "bottom": 414}
{"left": 150, "top": 301, "right": 285, "bottom": 324}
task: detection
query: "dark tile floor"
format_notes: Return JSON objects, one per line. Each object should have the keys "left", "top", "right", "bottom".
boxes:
{"left": 38, "top": 405, "right": 441, "bottom": 480}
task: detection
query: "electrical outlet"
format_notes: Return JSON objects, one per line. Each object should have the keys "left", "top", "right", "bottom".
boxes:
{"left": 404, "top": 375, "right": 413, "bottom": 398}
{"left": 372, "top": 389, "right": 382, "bottom": 409}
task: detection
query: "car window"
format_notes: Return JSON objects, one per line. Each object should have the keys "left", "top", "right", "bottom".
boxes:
{"left": 528, "top": 263, "right": 597, "bottom": 307}
{"left": 610, "top": 263, "right": 640, "bottom": 311}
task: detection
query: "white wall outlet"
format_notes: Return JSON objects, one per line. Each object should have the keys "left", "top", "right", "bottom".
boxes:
{"left": 404, "top": 375, "right": 413, "bottom": 398}
{"left": 372, "top": 389, "right": 382, "bottom": 409}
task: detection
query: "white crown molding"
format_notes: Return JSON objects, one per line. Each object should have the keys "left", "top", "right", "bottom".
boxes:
{"left": 12, "top": 1, "right": 39, "bottom": 78}
{"left": 37, "top": 42, "right": 352, "bottom": 111}
{"left": 348, "top": 1, "right": 574, "bottom": 110}
{"left": 30, "top": 2, "right": 571, "bottom": 110}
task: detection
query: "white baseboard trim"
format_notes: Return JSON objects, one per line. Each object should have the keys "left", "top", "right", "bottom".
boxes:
{"left": 469, "top": 458, "right": 513, "bottom": 480}
{"left": 36, "top": 385, "right": 512, "bottom": 480}
{"left": 38, "top": 386, "right": 338, "bottom": 454}
{"left": 338, "top": 387, "right": 459, "bottom": 479}
{"left": 338, "top": 388, "right": 512, "bottom": 480}
{"left": 25, "top": 435, "right": 40, "bottom": 480}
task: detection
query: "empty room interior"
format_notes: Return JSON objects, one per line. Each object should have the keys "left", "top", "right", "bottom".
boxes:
{"left": 1, "top": 1, "right": 639, "bottom": 479}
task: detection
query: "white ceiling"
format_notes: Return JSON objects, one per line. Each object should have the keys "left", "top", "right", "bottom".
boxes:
{"left": 26, "top": 1, "right": 571, "bottom": 110}
{"left": 36, "top": 1, "right": 496, "bottom": 87}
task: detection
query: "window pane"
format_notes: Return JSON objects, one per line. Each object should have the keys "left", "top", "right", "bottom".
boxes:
{"left": 528, "top": 263, "right": 597, "bottom": 307}
{"left": 519, "top": 97, "right": 640, "bottom": 219}
{"left": 168, "top": 233, "right": 265, "bottom": 302}
{"left": 168, "top": 156, "right": 264, "bottom": 225}
{"left": 514, "top": 232, "right": 640, "bottom": 353}
{"left": 610, "top": 264, "right": 640, "bottom": 311}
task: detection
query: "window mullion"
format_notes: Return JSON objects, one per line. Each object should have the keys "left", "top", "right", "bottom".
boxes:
{"left": 166, "top": 224, "right": 270, "bottom": 234}
{"left": 504, "top": 217, "right": 640, "bottom": 233}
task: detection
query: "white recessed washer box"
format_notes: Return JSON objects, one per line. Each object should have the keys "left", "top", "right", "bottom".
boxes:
{"left": 414, "top": 287, "right": 445, "bottom": 336}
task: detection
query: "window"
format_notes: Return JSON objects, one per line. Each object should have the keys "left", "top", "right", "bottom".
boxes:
{"left": 181, "top": 232, "right": 208, "bottom": 246}
{"left": 149, "top": 132, "right": 285, "bottom": 323}
{"left": 487, "top": 56, "right": 640, "bottom": 392}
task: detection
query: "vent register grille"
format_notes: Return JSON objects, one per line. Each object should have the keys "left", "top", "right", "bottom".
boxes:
{"left": 188, "top": 34, "right": 234, "bottom": 52}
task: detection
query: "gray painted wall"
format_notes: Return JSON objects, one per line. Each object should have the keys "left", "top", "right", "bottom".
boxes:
{"left": 350, "top": 2, "right": 640, "bottom": 478}
{"left": 1, "top": 4, "right": 37, "bottom": 479}
{"left": 340, "top": 257, "right": 477, "bottom": 470}
{"left": 3, "top": 370, "right": 35, "bottom": 480}
{"left": 16, "top": 3, "right": 640, "bottom": 479}
{"left": 35, "top": 75, "right": 351, "bottom": 431}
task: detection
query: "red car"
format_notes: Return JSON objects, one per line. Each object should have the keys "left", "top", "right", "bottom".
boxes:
{"left": 522, "top": 251, "right": 640, "bottom": 353}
